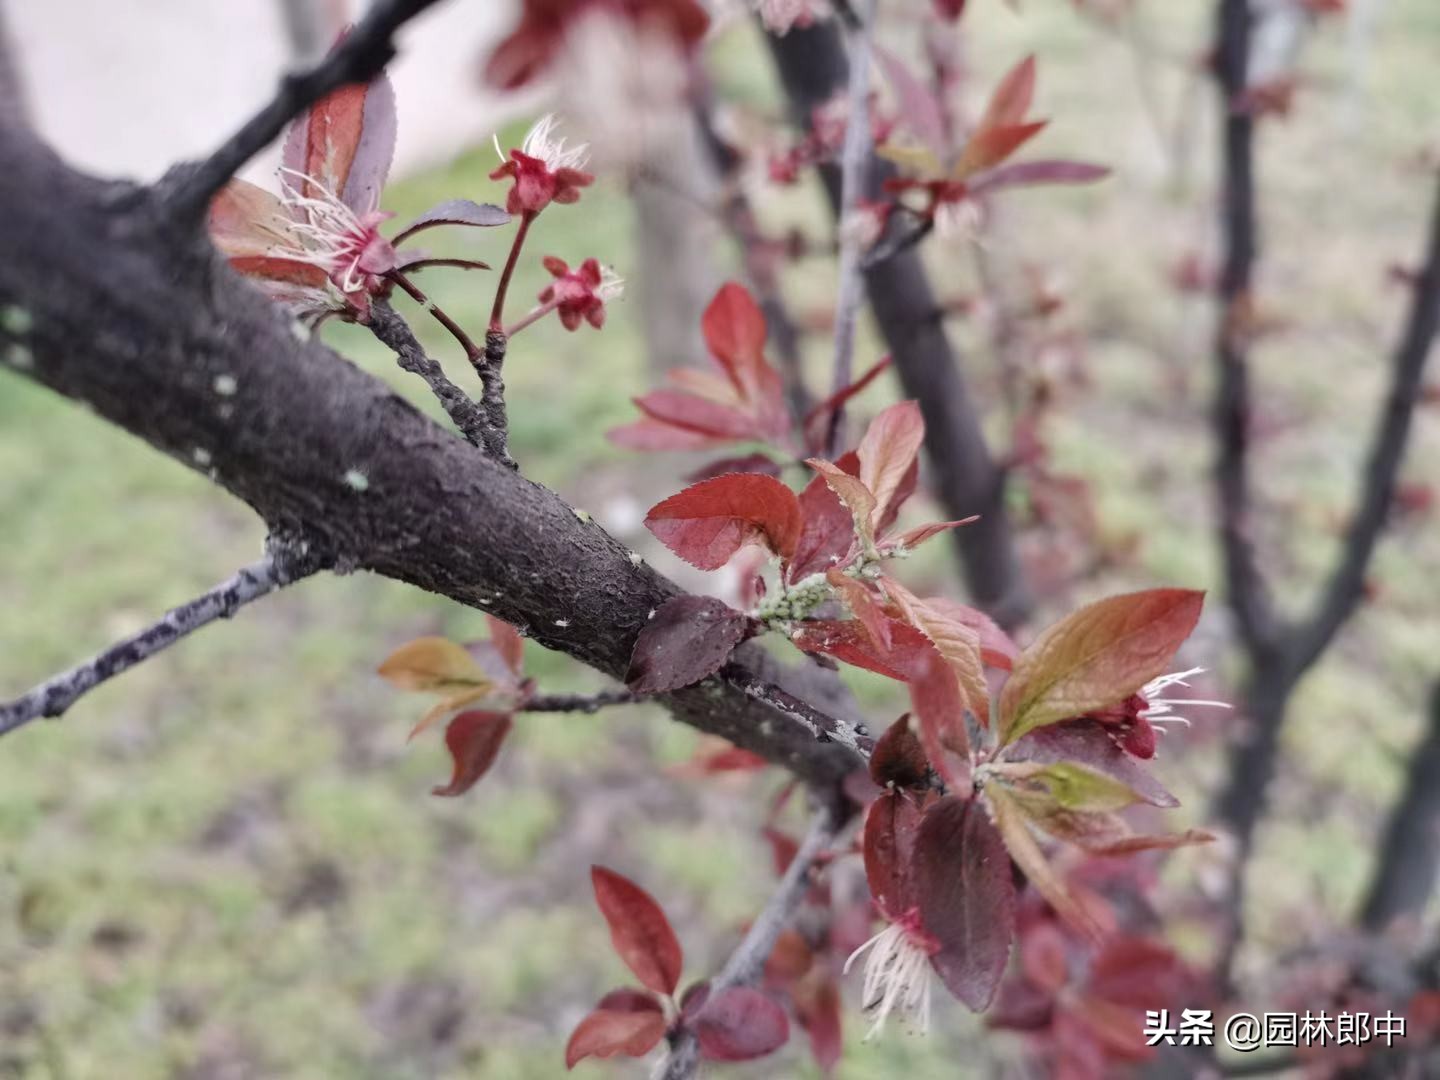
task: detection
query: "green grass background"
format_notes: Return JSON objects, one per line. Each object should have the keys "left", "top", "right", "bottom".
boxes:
{"left": 2, "top": 2, "right": 1438, "bottom": 1077}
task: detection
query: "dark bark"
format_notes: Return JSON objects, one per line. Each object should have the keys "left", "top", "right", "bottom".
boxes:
{"left": 0, "top": 123, "right": 863, "bottom": 793}
{"left": 764, "top": 22, "right": 1030, "bottom": 628}
{"left": 1361, "top": 679, "right": 1440, "bottom": 932}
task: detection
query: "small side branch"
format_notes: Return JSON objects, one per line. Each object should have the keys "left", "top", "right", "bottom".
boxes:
{"left": 163, "top": 0, "right": 444, "bottom": 222}
{"left": 724, "top": 665, "right": 873, "bottom": 761}
{"left": 522, "top": 689, "right": 637, "bottom": 714}
{"left": 367, "top": 301, "right": 497, "bottom": 452}
{"left": 825, "top": 0, "right": 879, "bottom": 455}
{"left": 1290, "top": 176, "right": 1440, "bottom": 677}
{"left": 660, "top": 805, "right": 839, "bottom": 1080}
{"left": 0, "top": 539, "right": 322, "bottom": 737}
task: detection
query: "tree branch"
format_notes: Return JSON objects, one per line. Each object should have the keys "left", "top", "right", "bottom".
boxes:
{"left": 1289, "top": 179, "right": 1440, "bottom": 676}
{"left": 522, "top": 689, "right": 638, "bottom": 714}
{"left": 367, "top": 300, "right": 496, "bottom": 450}
{"left": 725, "top": 664, "right": 875, "bottom": 760}
{"left": 660, "top": 804, "right": 840, "bottom": 1080}
{"left": 825, "top": 0, "right": 879, "bottom": 455}
{"left": 0, "top": 538, "right": 323, "bottom": 737}
{"left": 1360, "top": 677, "right": 1440, "bottom": 932}
{"left": 1213, "top": 0, "right": 1284, "bottom": 658}
{"left": 0, "top": 126, "right": 864, "bottom": 793}
{"left": 162, "top": 0, "right": 446, "bottom": 223}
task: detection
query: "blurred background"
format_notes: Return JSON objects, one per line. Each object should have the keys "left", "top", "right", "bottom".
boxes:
{"left": 1, "top": 0, "right": 1437, "bottom": 1076}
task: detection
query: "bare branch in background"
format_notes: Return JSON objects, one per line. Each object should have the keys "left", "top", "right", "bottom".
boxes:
{"left": 659, "top": 805, "right": 840, "bottom": 1080}
{"left": 0, "top": 539, "right": 323, "bottom": 737}
{"left": 1361, "top": 679, "right": 1440, "bottom": 932}
{"left": 522, "top": 689, "right": 638, "bottom": 714}
{"left": 0, "top": 0, "right": 29, "bottom": 128}
{"left": 825, "top": 0, "right": 879, "bottom": 456}
{"left": 163, "top": 0, "right": 446, "bottom": 223}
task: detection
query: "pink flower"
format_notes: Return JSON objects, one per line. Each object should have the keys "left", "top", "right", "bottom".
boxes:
{"left": 539, "top": 256, "right": 623, "bottom": 330}
{"left": 209, "top": 35, "right": 507, "bottom": 324}
{"left": 490, "top": 114, "right": 595, "bottom": 216}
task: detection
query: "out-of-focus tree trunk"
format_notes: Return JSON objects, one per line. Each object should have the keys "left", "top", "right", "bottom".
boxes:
{"left": 0, "top": 0, "right": 28, "bottom": 127}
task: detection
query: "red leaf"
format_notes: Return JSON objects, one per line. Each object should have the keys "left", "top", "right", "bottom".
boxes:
{"left": 933, "top": 0, "right": 967, "bottom": 21}
{"left": 694, "top": 986, "right": 790, "bottom": 1062}
{"left": 979, "top": 55, "right": 1038, "bottom": 132}
{"left": 282, "top": 57, "right": 396, "bottom": 215}
{"left": 565, "top": 1006, "right": 667, "bottom": 1069}
{"left": 968, "top": 160, "right": 1111, "bottom": 197}
{"left": 701, "top": 282, "right": 770, "bottom": 399}
{"left": 596, "top": 988, "right": 666, "bottom": 1015}
{"left": 998, "top": 589, "right": 1206, "bottom": 746}
{"left": 686, "top": 453, "right": 783, "bottom": 483}
{"left": 432, "top": 711, "right": 512, "bottom": 796}
{"left": 645, "top": 474, "right": 802, "bottom": 570}
{"left": 625, "top": 595, "right": 751, "bottom": 694}
{"left": 485, "top": 615, "right": 526, "bottom": 678}
{"left": 958, "top": 121, "right": 1049, "bottom": 176}
{"left": 906, "top": 646, "right": 973, "bottom": 789}
{"left": 920, "top": 597, "right": 1019, "bottom": 670}
{"left": 827, "top": 571, "right": 892, "bottom": 652}
{"left": 590, "top": 866, "right": 685, "bottom": 995}
{"left": 790, "top": 618, "right": 909, "bottom": 681}
{"left": 915, "top": 797, "right": 1016, "bottom": 1012}
{"left": 857, "top": 401, "right": 926, "bottom": 528}
{"left": 862, "top": 790, "right": 924, "bottom": 917}
{"left": 788, "top": 459, "right": 861, "bottom": 581}
{"left": 869, "top": 714, "right": 931, "bottom": 789}
{"left": 874, "top": 46, "right": 948, "bottom": 161}
{"left": 632, "top": 389, "right": 764, "bottom": 441}
{"left": 794, "top": 975, "right": 843, "bottom": 1074}
{"left": 393, "top": 198, "right": 509, "bottom": 244}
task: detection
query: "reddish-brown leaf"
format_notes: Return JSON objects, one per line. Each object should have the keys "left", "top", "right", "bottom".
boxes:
{"left": 922, "top": 597, "right": 1020, "bottom": 670}
{"left": 645, "top": 474, "right": 802, "bottom": 569}
{"left": 431, "top": 710, "right": 512, "bottom": 797}
{"left": 914, "top": 797, "right": 1016, "bottom": 1011}
{"left": 857, "top": 401, "right": 926, "bottom": 528}
{"left": 693, "top": 986, "right": 790, "bottom": 1062}
{"left": 806, "top": 458, "right": 878, "bottom": 550}
{"left": 625, "top": 595, "right": 751, "bottom": 694}
{"left": 956, "top": 121, "right": 1048, "bottom": 178}
{"left": 862, "top": 790, "right": 925, "bottom": 916}
{"left": 869, "top": 714, "right": 931, "bottom": 789}
{"left": 282, "top": 64, "right": 396, "bottom": 215}
{"left": 793, "top": 973, "right": 843, "bottom": 1074}
{"left": 564, "top": 1006, "right": 667, "bottom": 1069}
{"left": 827, "top": 571, "right": 891, "bottom": 651}
{"left": 686, "top": 453, "right": 784, "bottom": 483}
{"left": 998, "top": 589, "right": 1205, "bottom": 746}
{"left": 788, "top": 454, "right": 862, "bottom": 581}
{"left": 987, "top": 788, "right": 1104, "bottom": 941}
{"left": 590, "top": 867, "right": 685, "bottom": 996}
{"left": 979, "top": 55, "right": 1038, "bottom": 132}
{"left": 791, "top": 619, "right": 909, "bottom": 681}
{"left": 883, "top": 517, "right": 977, "bottom": 555}
{"left": 887, "top": 580, "right": 991, "bottom": 728}
{"left": 802, "top": 356, "right": 893, "bottom": 454}
{"left": 701, "top": 282, "right": 771, "bottom": 400}
{"left": 906, "top": 647, "right": 973, "bottom": 789}
{"left": 485, "top": 616, "right": 526, "bottom": 678}
{"left": 968, "top": 160, "right": 1111, "bottom": 196}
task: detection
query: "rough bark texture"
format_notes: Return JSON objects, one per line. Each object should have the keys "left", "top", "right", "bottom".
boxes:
{"left": 0, "top": 123, "right": 861, "bottom": 794}
{"left": 765, "top": 22, "right": 1030, "bottom": 627}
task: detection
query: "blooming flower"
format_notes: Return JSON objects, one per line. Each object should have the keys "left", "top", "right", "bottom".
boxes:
{"left": 1084, "top": 668, "right": 1230, "bottom": 759}
{"left": 209, "top": 40, "right": 507, "bottom": 324}
{"left": 490, "top": 114, "right": 595, "bottom": 216}
{"left": 538, "top": 256, "right": 623, "bottom": 330}
{"left": 844, "top": 906, "right": 940, "bottom": 1037}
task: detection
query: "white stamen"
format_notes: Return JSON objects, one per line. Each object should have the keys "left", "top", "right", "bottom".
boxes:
{"left": 844, "top": 921, "right": 932, "bottom": 1039}
{"left": 519, "top": 113, "right": 590, "bottom": 172}
{"left": 597, "top": 266, "right": 625, "bottom": 302}
{"left": 1139, "top": 668, "right": 1230, "bottom": 727}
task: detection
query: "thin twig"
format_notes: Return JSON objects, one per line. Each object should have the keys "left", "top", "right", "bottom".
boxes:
{"left": 366, "top": 300, "right": 498, "bottom": 453}
{"left": 480, "top": 329, "right": 515, "bottom": 469}
{"left": 660, "top": 805, "right": 839, "bottom": 1080}
{"left": 860, "top": 211, "right": 933, "bottom": 271}
{"left": 0, "top": 539, "right": 322, "bottom": 737}
{"left": 723, "top": 665, "right": 874, "bottom": 761}
{"left": 163, "top": 0, "right": 444, "bottom": 223}
{"left": 1289, "top": 177, "right": 1440, "bottom": 677}
{"left": 522, "top": 689, "right": 638, "bottom": 714}
{"left": 826, "top": 0, "right": 880, "bottom": 457}
{"left": 387, "top": 271, "right": 483, "bottom": 363}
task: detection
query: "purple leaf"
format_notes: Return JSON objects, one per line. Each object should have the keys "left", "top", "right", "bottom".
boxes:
{"left": 393, "top": 199, "right": 511, "bottom": 245}
{"left": 873, "top": 45, "right": 949, "bottom": 161}
{"left": 393, "top": 255, "right": 493, "bottom": 273}
{"left": 685, "top": 453, "right": 783, "bottom": 483}
{"left": 915, "top": 796, "right": 1016, "bottom": 1012}
{"left": 625, "top": 596, "right": 752, "bottom": 694}
{"left": 693, "top": 986, "right": 790, "bottom": 1062}
{"left": 968, "top": 160, "right": 1111, "bottom": 197}
{"left": 342, "top": 72, "right": 398, "bottom": 215}
{"left": 1006, "top": 719, "right": 1179, "bottom": 808}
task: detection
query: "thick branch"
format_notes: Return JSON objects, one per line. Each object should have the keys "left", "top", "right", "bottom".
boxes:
{"left": 367, "top": 300, "right": 495, "bottom": 449}
{"left": 1213, "top": 0, "right": 1283, "bottom": 657}
{"left": 765, "top": 22, "right": 1030, "bottom": 627}
{"left": 0, "top": 539, "right": 322, "bottom": 736}
{"left": 1360, "top": 678, "right": 1440, "bottom": 932}
{"left": 163, "top": 0, "right": 446, "bottom": 222}
{"left": 660, "top": 805, "right": 839, "bottom": 1080}
{"left": 0, "top": 131, "right": 863, "bottom": 792}
{"left": 1289, "top": 180, "right": 1440, "bottom": 676}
